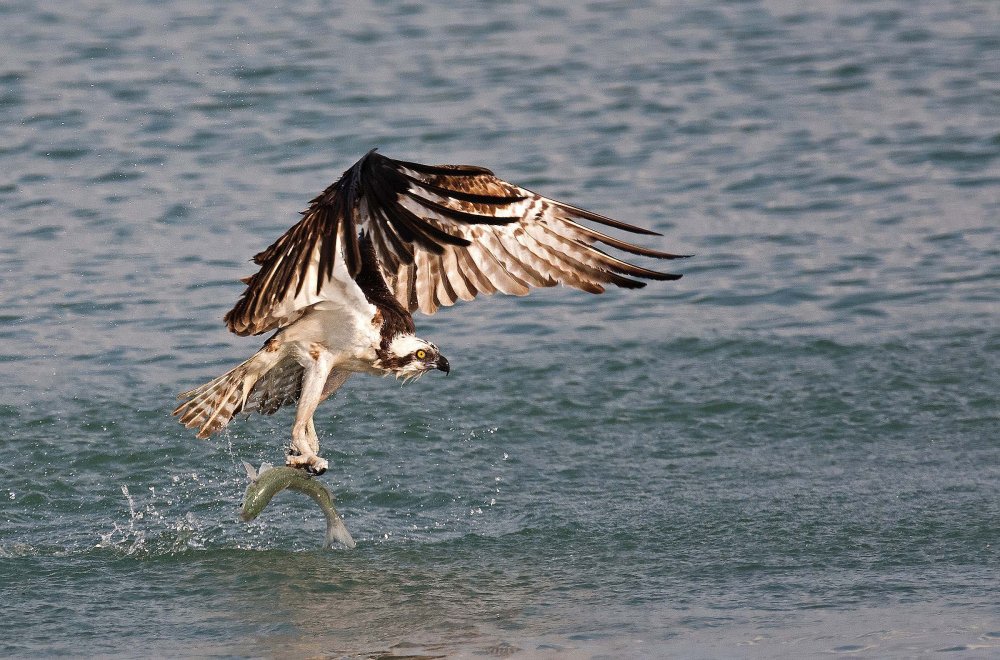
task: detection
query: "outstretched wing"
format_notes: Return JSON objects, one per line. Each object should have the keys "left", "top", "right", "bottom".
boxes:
{"left": 225, "top": 150, "right": 687, "bottom": 335}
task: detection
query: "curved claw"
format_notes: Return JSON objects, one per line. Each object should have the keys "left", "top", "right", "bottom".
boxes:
{"left": 285, "top": 452, "right": 328, "bottom": 475}
{"left": 305, "top": 462, "right": 327, "bottom": 476}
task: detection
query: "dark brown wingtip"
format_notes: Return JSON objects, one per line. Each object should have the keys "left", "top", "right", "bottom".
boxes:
{"left": 388, "top": 155, "right": 496, "bottom": 177}
{"left": 557, "top": 201, "right": 663, "bottom": 236}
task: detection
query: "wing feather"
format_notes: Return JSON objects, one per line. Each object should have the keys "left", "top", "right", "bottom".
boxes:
{"left": 455, "top": 246, "right": 497, "bottom": 296}
{"left": 437, "top": 248, "right": 475, "bottom": 304}
{"left": 464, "top": 238, "right": 531, "bottom": 296}
{"left": 431, "top": 251, "right": 459, "bottom": 308}
{"left": 224, "top": 151, "right": 687, "bottom": 333}
{"left": 478, "top": 227, "right": 554, "bottom": 288}
{"left": 522, "top": 222, "right": 635, "bottom": 290}
{"left": 415, "top": 249, "right": 440, "bottom": 315}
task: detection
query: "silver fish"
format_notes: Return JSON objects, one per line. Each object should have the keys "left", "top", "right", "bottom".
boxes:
{"left": 240, "top": 461, "right": 356, "bottom": 549}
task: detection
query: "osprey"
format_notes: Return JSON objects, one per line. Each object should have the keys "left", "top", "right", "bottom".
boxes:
{"left": 174, "top": 151, "right": 687, "bottom": 474}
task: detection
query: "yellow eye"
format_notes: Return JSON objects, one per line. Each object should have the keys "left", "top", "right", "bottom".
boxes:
{"left": 415, "top": 349, "right": 427, "bottom": 359}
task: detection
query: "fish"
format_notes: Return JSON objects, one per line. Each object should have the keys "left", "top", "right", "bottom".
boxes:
{"left": 240, "top": 460, "right": 356, "bottom": 549}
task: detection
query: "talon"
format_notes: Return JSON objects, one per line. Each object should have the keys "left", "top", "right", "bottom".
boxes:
{"left": 305, "top": 463, "right": 327, "bottom": 476}
{"left": 285, "top": 453, "right": 328, "bottom": 475}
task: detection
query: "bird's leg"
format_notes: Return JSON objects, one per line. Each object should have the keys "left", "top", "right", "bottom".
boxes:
{"left": 305, "top": 418, "right": 320, "bottom": 455}
{"left": 287, "top": 344, "right": 334, "bottom": 475}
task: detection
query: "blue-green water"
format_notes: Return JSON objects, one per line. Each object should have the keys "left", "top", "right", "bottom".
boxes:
{"left": 2, "top": 0, "right": 998, "bottom": 657}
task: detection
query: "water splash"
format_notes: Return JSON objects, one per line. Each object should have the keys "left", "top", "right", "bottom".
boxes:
{"left": 94, "top": 484, "right": 146, "bottom": 556}
{"left": 92, "top": 478, "right": 237, "bottom": 557}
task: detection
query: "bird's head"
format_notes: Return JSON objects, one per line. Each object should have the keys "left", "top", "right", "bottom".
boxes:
{"left": 375, "top": 334, "right": 450, "bottom": 382}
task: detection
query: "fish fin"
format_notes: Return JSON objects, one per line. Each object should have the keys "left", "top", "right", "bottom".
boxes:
{"left": 241, "top": 460, "right": 258, "bottom": 482}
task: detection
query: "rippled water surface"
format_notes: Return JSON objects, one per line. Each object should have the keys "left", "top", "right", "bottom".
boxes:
{"left": 2, "top": 0, "right": 998, "bottom": 657}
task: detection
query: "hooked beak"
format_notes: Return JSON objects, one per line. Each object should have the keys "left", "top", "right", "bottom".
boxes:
{"left": 435, "top": 355, "right": 450, "bottom": 375}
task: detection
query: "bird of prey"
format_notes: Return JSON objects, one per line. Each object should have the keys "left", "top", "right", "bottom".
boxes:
{"left": 173, "top": 151, "right": 686, "bottom": 474}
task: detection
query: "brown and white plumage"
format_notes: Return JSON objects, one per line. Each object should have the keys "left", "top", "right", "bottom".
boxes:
{"left": 175, "top": 150, "right": 687, "bottom": 474}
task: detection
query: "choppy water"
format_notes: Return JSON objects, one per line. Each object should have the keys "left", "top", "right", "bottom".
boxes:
{"left": 2, "top": 0, "right": 998, "bottom": 657}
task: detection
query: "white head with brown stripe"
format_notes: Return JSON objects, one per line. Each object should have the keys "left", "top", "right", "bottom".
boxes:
{"left": 374, "top": 334, "right": 450, "bottom": 382}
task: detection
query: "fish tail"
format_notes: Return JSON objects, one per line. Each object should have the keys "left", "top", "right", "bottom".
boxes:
{"left": 173, "top": 346, "right": 282, "bottom": 439}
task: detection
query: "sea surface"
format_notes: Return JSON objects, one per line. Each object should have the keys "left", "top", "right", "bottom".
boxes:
{"left": 1, "top": 0, "right": 998, "bottom": 657}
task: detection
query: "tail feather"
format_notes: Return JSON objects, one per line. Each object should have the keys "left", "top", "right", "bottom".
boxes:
{"left": 173, "top": 350, "right": 282, "bottom": 439}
